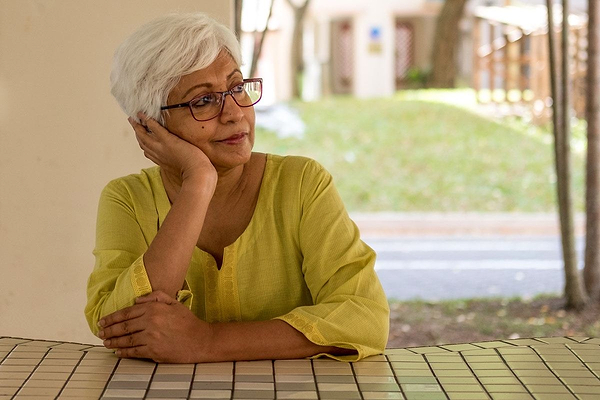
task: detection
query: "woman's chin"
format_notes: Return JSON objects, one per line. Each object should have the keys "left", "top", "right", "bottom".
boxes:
{"left": 210, "top": 148, "right": 253, "bottom": 171}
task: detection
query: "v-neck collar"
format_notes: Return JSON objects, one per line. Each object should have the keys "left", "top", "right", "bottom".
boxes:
{"left": 152, "top": 153, "right": 271, "bottom": 260}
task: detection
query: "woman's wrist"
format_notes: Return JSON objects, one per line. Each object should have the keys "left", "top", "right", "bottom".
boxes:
{"left": 200, "top": 322, "right": 219, "bottom": 362}
{"left": 194, "top": 320, "right": 345, "bottom": 362}
{"left": 179, "top": 172, "right": 217, "bottom": 197}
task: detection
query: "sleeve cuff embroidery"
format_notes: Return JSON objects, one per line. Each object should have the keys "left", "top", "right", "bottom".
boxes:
{"left": 276, "top": 313, "right": 326, "bottom": 346}
{"left": 276, "top": 312, "right": 365, "bottom": 362}
{"left": 130, "top": 256, "right": 152, "bottom": 298}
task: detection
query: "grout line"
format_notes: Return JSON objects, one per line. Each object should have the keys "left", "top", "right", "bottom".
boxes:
{"left": 0, "top": 344, "right": 17, "bottom": 365}
{"left": 529, "top": 345, "right": 580, "bottom": 398}
{"left": 186, "top": 362, "right": 197, "bottom": 400}
{"left": 98, "top": 356, "right": 121, "bottom": 399}
{"left": 349, "top": 362, "right": 364, "bottom": 400}
{"left": 456, "top": 351, "right": 492, "bottom": 400}
{"left": 310, "top": 359, "right": 321, "bottom": 400}
{"left": 229, "top": 361, "right": 236, "bottom": 400}
{"left": 385, "top": 353, "right": 408, "bottom": 400}
{"left": 2, "top": 336, "right": 99, "bottom": 348}
{"left": 271, "top": 359, "right": 277, "bottom": 400}
{"left": 142, "top": 362, "right": 159, "bottom": 399}
{"left": 531, "top": 337, "right": 549, "bottom": 345}
{"left": 9, "top": 347, "right": 52, "bottom": 400}
{"left": 565, "top": 343, "right": 600, "bottom": 379}
{"left": 423, "top": 353, "right": 452, "bottom": 400}
{"left": 53, "top": 351, "right": 87, "bottom": 400}
{"left": 493, "top": 347, "right": 535, "bottom": 398}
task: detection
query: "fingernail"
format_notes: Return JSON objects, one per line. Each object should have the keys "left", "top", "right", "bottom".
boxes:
{"left": 98, "top": 319, "right": 105, "bottom": 328}
{"left": 97, "top": 330, "right": 104, "bottom": 339}
{"left": 103, "top": 339, "right": 111, "bottom": 347}
{"left": 115, "top": 350, "right": 122, "bottom": 357}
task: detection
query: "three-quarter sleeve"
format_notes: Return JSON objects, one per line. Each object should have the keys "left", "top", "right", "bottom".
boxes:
{"left": 85, "top": 172, "right": 195, "bottom": 335}
{"left": 275, "top": 160, "right": 390, "bottom": 361}
{"left": 84, "top": 179, "right": 155, "bottom": 335}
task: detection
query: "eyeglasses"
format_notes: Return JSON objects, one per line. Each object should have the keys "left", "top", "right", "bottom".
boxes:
{"left": 160, "top": 78, "right": 263, "bottom": 122}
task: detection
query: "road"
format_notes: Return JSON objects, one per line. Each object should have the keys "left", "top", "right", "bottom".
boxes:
{"left": 363, "top": 235, "right": 585, "bottom": 301}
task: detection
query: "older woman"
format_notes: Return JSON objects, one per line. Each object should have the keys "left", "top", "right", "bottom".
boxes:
{"left": 85, "top": 12, "right": 389, "bottom": 363}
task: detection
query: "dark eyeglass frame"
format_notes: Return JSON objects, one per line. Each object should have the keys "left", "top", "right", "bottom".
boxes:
{"left": 160, "top": 78, "right": 263, "bottom": 122}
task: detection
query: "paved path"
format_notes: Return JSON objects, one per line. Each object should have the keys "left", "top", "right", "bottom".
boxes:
{"left": 351, "top": 213, "right": 586, "bottom": 301}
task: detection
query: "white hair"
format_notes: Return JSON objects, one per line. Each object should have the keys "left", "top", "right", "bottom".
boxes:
{"left": 110, "top": 12, "right": 242, "bottom": 124}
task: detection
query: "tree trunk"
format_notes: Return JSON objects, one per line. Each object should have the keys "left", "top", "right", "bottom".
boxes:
{"left": 429, "top": 0, "right": 468, "bottom": 88}
{"left": 547, "top": 0, "right": 587, "bottom": 310}
{"left": 249, "top": 0, "right": 275, "bottom": 78}
{"left": 234, "top": 0, "right": 243, "bottom": 41}
{"left": 584, "top": 0, "right": 600, "bottom": 301}
{"left": 285, "top": 0, "right": 311, "bottom": 98}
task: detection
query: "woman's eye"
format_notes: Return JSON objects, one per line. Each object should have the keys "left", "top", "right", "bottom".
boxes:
{"left": 191, "top": 94, "right": 216, "bottom": 108}
{"left": 232, "top": 83, "right": 245, "bottom": 93}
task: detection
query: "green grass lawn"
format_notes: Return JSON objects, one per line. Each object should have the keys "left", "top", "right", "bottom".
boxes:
{"left": 254, "top": 90, "right": 585, "bottom": 212}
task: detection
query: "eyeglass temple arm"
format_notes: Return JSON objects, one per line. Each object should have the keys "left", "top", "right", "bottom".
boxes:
{"left": 160, "top": 103, "right": 190, "bottom": 111}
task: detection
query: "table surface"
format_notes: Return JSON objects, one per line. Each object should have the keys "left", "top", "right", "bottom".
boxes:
{"left": 1, "top": 336, "right": 600, "bottom": 400}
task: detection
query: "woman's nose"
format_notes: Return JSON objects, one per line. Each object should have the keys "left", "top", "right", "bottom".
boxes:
{"left": 219, "top": 93, "right": 244, "bottom": 122}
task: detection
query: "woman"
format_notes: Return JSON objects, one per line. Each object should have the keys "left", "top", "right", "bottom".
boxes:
{"left": 85, "top": 12, "right": 389, "bottom": 363}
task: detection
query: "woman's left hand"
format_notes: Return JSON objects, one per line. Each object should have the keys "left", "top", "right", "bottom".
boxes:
{"left": 97, "top": 291, "right": 214, "bottom": 363}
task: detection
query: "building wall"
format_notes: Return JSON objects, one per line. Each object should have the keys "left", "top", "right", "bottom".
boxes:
{"left": 258, "top": 0, "right": 441, "bottom": 100}
{"left": 352, "top": 8, "right": 397, "bottom": 98}
{"left": 0, "top": 0, "right": 231, "bottom": 344}
{"left": 311, "top": 0, "right": 440, "bottom": 98}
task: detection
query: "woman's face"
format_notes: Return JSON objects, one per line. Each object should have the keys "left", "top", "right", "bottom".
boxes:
{"left": 163, "top": 51, "right": 255, "bottom": 171}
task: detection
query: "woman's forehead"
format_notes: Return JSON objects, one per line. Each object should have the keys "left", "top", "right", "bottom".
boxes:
{"left": 170, "top": 53, "right": 241, "bottom": 101}
{"left": 188, "top": 51, "right": 240, "bottom": 82}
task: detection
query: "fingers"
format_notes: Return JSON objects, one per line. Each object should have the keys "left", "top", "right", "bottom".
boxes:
{"left": 129, "top": 117, "right": 161, "bottom": 165}
{"left": 103, "top": 329, "right": 143, "bottom": 349}
{"left": 142, "top": 115, "right": 167, "bottom": 136}
{"left": 128, "top": 114, "right": 176, "bottom": 160}
{"left": 136, "top": 290, "right": 177, "bottom": 305}
{"left": 114, "top": 345, "right": 150, "bottom": 360}
{"left": 103, "top": 332, "right": 151, "bottom": 360}
{"left": 98, "top": 304, "right": 145, "bottom": 330}
{"left": 131, "top": 112, "right": 168, "bottom": 137}
{"left": 128, "top": 115, "right": 163, "bottom": 144}
{"left": 128, "top": 116, "right": 153, "bottom": 136}
{"left": 98, "top": 314, "right": 145, "bottom": 341}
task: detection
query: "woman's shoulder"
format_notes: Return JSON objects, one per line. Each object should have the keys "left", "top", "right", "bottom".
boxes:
{"left": 266, "top": 154, "right": 328, "bottom": 178}
{"left": 263, "top": 154, "right": 332, "bottom": 202}
{"left": 101, "top": 166, "right": 162, "bottom": 197}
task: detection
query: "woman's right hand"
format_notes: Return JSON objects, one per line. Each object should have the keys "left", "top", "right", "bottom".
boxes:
{"left": 127, "top": 115, "right": 217, "bottom": 299}
{"left": 129, "top": 114, "right": 217, "bottom": 192}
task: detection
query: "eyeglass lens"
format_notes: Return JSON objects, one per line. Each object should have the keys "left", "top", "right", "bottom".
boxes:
{"left": 190, "top": 81, "right": 262, "bottom": 121}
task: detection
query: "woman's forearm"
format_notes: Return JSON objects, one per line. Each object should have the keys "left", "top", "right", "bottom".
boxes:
{"left": 143, "top": 178, "right": 215, "bottom": 298}
{"left": 204, "top": 319, "right": 356, "bottom": 362}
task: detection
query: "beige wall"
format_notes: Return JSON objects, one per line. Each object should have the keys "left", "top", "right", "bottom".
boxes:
{"left": 0, "top": 0, "right": 231, "bottom": 344}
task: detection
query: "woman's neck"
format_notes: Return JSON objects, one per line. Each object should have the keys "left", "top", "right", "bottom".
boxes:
{"left": 161, "top": 161, "right": 249, "bottom": 206}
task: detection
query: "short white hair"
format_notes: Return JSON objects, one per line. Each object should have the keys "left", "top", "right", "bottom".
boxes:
{"left": 110, "top": 12, "right": 242, "bottom": 124}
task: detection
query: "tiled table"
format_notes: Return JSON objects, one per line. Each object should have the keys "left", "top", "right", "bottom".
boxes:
{"left": 1, "top": 336, "right": 599, "bottom": 400}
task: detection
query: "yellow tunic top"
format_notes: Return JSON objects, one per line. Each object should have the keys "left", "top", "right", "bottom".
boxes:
{"left": 85, "top": 154, "right": 389, "bottom": 361}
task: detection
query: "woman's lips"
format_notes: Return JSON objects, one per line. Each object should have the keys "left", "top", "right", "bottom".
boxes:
{"left": 217, "top": 133, "right": 247, "bottom": 144}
